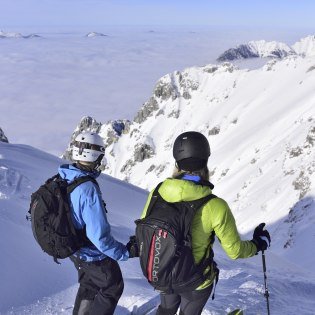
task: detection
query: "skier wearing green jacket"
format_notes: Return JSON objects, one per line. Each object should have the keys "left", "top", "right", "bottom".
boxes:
{"left": 139, "top": 131, "right": 271, "bottom": 315}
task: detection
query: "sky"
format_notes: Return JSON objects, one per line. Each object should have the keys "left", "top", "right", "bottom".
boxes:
{"left": 1, "top": 0, "right": 315, "bottom": 29}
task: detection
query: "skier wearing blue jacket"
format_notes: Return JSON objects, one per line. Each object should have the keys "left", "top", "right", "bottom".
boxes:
{"left": 58, "top": 131, "right": 138, "bottom": 315}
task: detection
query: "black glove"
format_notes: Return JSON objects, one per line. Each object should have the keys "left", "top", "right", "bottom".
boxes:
{"left": 251, "top": 223, "right": 271, "bottom": 253}
{"left": 126, "top": 235, "right": 139, "bottom": 258}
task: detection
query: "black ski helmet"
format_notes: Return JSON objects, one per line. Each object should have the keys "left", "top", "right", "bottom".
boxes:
{"left": 173, "top": 131, "right": 210, "bottom": 171}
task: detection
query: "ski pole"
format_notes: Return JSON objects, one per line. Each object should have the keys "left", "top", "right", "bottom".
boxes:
{"left": 262, "top": 250, "right": 270, "bottom": 315}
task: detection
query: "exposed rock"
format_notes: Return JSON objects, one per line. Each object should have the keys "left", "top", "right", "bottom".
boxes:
{"left": 155, "top": 164, "right": 168, "bottom": 176}
{"left": 134, "top": 97, "right": 159, "bottom": 124}
{"left": 221, "top": 169, "right": 229, "bottom": 177}
{"left": 289, "top": 146, "right": 303, "bottom": 158}
{"left": 179, "top": 75, "right": 199, "bottom": 92}
{"left": 134, "top": 143, "right": 155, "bottom": 163}
{"left": 208, "top": 126, "right": 220, "bottom": 136}
{"left": 76, "top": 116, "right": 102, "bottom": 133}
{"left": 167, "top": 109, "right": 180, "bottom": 119}
{"left": 154, "top": 80, "right": 178, "bottom": 101}
{"left": 182, "top": 91, "right": 191, "bottom": 100}
{"left": 156, "top": 109, "right": 165, "bottom": 117}
{"left": 305, "top": 126, "right": 315, "bottom": 147}
{"left": 146, "top": 165, "right": 156, "bottom": 174}
{"left": 264, "top": 59, "right": 277, "bottom": 71}
{"left": 120, "top": 159, "right": 135, "bottom": 173}
{"left": 203, "top": 65, "right": 219, "bottom": 73}
{"left": 293, "top": 171, "right": 311, "bottom": 199}
{"left": 217, "top": 44, "right": 259, "bottom": 62}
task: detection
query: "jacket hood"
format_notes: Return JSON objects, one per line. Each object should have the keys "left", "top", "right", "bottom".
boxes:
{"left": 158, "top": 178, "right": 212, "bottom": 203}
{"left": 58, "top": 164, "right": 100, "bottom": 183}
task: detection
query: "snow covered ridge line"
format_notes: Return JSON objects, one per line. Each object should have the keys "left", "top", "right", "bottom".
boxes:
{"left": 217, "top": 35, "right": 315, "bottom": 61}
{"left": 62, "top": 62, "right": 237, "bottom": 162}
{"left": 86, "top": 32, "right": 108, "bottom": 37}
{"left": 0, "top": 30, "right": 40, "bottom": 39}
{"left": 66, "top": 55, "right": 315, "bottom": 196}
{"left": 0, "top": 30, "right": 108, "bottom": 39}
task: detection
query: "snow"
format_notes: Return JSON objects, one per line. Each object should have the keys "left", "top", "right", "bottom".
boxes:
{"left": 0, "top": 30, "right": 23, "bottom": 38}
{"left": 248, "top": 40, "right": 294, "bottom": 57}
{"left": 217, "top": 36, "right": 315, "bottom": 61}
{"left": 99, "top": 54, "right": 315, "bottom": 294}
{"left": 86, "top": 32, "right": 107, "bottom": 38}
{"left": 1, "top": 140, "right": 315, "bottom": 314}
{"left": 292, "top": 35, "right": 315, "bottom": 56}
{"left": 0, "top": 30, "right": 39, "bottom": 39}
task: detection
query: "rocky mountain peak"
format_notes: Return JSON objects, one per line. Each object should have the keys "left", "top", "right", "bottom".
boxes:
{"left": 217, "top": 39, "right": 295, "bottom": 62}
{"left": 62, "top": 116, "right": 130, "bottom": 161}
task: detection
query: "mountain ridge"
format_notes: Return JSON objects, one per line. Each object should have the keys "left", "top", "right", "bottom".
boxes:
{"left": 65, "top": 52, "right": 315, "bottom": 275}
{"left": 217, "top": 35, "right": 315, "bottom": 61}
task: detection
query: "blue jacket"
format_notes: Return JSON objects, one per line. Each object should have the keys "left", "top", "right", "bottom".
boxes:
{"left": 58, "top": 164, "right": 129, "bottom": 262}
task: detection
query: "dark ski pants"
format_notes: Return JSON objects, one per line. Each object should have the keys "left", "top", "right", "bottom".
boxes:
{"left": 156, "top": 284, "right": 213, "bottom": 315}
{"left": 70, "top": 256, "right": 124, "bottom": 315}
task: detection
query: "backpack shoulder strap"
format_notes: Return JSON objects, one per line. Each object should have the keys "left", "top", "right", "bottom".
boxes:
{"left": 187, "top": 194, "right": 218, "bottom": 275}
{"left": 179, "top": 193, "right": 217, "bottom": 239}
{"left": 67, "top": 176, "right": 99, "bottom": 194}
{"left": 145, "top": 182, "right": 163, "bottom": 217}
{"left": 187, "top": 193, "right": 217, "bottom": 213}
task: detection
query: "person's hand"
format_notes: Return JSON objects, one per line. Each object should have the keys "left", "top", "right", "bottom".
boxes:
{"left": 251, "top": 223, "right": 271, "bottom": 253}
{"left": 126, "top": 235, "right": 139, "bottom": 258}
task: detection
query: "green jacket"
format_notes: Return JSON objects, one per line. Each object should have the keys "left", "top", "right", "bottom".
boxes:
{"left": 141, "top": 178, "right": 257, "bottom": 289}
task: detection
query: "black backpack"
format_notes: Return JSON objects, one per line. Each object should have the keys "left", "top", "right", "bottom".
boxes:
{"left": 27, "top": 174, "right": 97, "bottom": 262}
{"left": 135, "top": 182, "right": 217, "bottom": 294}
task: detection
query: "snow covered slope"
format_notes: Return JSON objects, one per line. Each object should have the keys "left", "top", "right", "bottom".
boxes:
{"left": 67, "top": 55, "right": 315, "bottom": 275}
{"left": 2, "top": 130, "right": 315, "bottom": 313}
{"left": 217, "top": 35, "right": 315, "bottom": 61}
{"left": 292, "top": 35, "right": 315, "bottom": 57}
{"left": 0, "top": 141, "right": 148, "bottom": 314}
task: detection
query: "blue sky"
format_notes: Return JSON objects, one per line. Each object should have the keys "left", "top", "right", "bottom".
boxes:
{"left": 1, "top": 0, "right": 315, "bottom": 28}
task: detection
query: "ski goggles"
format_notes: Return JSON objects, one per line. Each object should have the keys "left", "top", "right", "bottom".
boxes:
{"left": 74, "top": 141, "right": 105, "bottom": 154}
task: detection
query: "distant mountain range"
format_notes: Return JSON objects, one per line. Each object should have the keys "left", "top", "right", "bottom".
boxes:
{"left": 217, "top": 35, "right": 315, "bottom": 61}
{"left": 0, "top": 30, "right": 40, "bottom": 39}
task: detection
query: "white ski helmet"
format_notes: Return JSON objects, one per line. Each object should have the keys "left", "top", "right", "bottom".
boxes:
{"left": 72, "top": 132, "right": 105, "bottom": 163}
